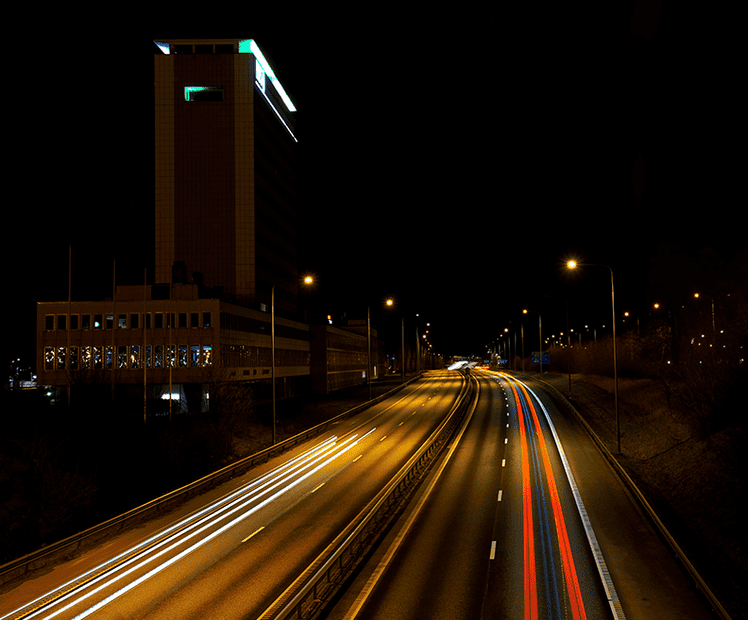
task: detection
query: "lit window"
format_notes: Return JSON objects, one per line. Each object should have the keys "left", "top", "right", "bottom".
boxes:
{"left": 81, "top": 346, "right": 92, "bottom": 369}
{"left": 118, "top": 346, "right": 127, "bottom": 368}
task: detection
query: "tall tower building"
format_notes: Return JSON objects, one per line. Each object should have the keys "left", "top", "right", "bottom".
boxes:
{"left": 154, "top": 39, "right": 299, "bottom": 314}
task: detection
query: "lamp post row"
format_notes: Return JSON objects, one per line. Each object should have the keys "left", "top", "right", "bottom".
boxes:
{"left": 492, "top": 261, "right": 620, "bottom": 455}
{"left": 271, "top": 280, "right": 426, "bottom": 447}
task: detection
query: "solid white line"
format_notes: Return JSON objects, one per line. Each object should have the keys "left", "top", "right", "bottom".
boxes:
{"left": 516, "top": 378, "right": 627, "bottom": 620}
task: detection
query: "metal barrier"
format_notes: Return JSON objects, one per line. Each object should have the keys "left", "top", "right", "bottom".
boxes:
{"left": 258, "top": 370, "right": 477, "bottom": 620}
{"left": 0, "top": 375, "right": 424, "bottom": 588}
{"left": 532, "top": 374, "right": 732, "bottom": 620}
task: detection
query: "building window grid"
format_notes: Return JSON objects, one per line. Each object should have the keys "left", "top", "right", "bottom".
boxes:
{"left": 42, "top": 307, "right": 221, "bottom": 373}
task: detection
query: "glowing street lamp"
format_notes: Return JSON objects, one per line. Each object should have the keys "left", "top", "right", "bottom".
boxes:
{"left": 567, "top": 260, "right": 620, "bottom": 454}
{"left": 385, "top": 298, "right": 406, "bottom": 382}
{"left": 523, "top": 309, "right": 543, "bottom": 374}
{"left": 271, "top": 275, "right": 313, "bottom": 445}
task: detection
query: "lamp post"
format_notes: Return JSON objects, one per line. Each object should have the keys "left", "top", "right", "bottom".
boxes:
{"left": 567, "top": 260, "right": 620, "bottom": 454}
{"left": 544, "top": 294, "right": 572, "bottom": 395}
{"left": 522, "top": 309, "right": 542, "bottom": 374}
{"left": 386, "top": 298, "right": 405, "bottom": 383}
{"left": 271, "top": 275, "right": 313, "bottom": 446}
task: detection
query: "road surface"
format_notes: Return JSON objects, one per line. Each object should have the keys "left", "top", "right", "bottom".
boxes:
{"left": 0, "top": 371, "right": 464, "bottom": 620}
{"left": 327, "top": 371, "right": 715, "bottom": 620}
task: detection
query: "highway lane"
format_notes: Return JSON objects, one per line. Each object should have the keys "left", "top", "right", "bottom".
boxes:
{"left": 512, "top": 374, "right": 716, "bottom": 620}
{"left": 328, "top": 371, "right": 612, "bottom": 620}
{"left": 0, "top": 370, "right": 465, "bottom": 620}
{"left": 329, "top": 370, "right": 717, "bottom": 620}
{"left": 484, "top": 373, "right": 611, "bottom": 620}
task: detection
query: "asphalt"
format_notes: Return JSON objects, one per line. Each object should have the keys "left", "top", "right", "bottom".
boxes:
{"left": 254, "top": 373, "right": 422, "bottom": 446}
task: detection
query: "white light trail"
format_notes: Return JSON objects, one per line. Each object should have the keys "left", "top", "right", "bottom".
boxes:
{"left": 69, "top": 429, "right": 375, "bottom": 620}
{"left": 9, "top": 430, "right": 377, "bottom": 620}
{"left": 8, "top": 436, "right": 338, "bottom": 620}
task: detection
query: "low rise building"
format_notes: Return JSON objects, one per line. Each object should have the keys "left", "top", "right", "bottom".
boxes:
{"left": 36, "top": 284, "right": 385, "bottom": 411}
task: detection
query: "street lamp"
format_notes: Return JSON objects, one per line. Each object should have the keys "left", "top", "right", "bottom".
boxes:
{"left": 523, "top": 309, "right": 543, "bottom": 374}
{"left": 386, "top": 298, "right": 405, "bottom": 383}
{"left": 567, "top": 260, "right": 620, "bottom": 454}
{"left": 271, "top": 275, "right": 313, "bottom": 446}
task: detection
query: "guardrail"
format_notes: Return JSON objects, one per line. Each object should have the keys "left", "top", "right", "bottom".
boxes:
{"left": 530, "top": 374, "right": 733, "bottom": 620}
{"left": 258, "top": 370, "right": 477, "bottom": 620}
{"left": 0, "top": 374, "right": 424, "bottom": 589}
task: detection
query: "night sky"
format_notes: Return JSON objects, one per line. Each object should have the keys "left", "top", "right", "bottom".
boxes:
{"left": 4, "top": 6, "right": 742, "bottom": 371}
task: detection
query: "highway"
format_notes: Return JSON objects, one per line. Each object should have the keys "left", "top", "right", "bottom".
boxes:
{"left": 0, "top": 371, "right": 466, "bottom": 620}
{"left": 327, "top": 371, "right": 717, "bottom": 620}
{"left": 1, "top": 369, "right": 720, "bottom": 620}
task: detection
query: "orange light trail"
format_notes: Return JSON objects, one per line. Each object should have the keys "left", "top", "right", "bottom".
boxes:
{"left": 508, "top": 378, "right": 538, "bottom": 620}
{"left": 506, "top": 375, "right": 587, "bottom": 620}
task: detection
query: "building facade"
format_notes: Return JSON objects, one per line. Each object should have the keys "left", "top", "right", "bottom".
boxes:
{"left": 36, "top": 284, "right": 311, "bottom": 411}
{"left": 33, "top": 40, "right": 390, "bottom": 410}
{"left": 310, "top": 324, "right": 386, "bottom": 394}
{"left": 154, "top": 39, "right": 299, "bottom": 315}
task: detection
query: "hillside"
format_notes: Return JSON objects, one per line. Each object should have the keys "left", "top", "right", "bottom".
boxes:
{"left": 541, "top": 372, "right": 747, "bottom": 619}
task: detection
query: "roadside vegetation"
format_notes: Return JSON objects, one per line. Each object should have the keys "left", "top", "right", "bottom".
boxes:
{"left": 523, "top": 283, "right": 748, "bottom": 618}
